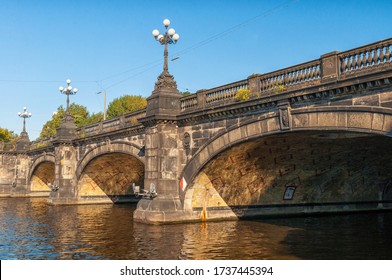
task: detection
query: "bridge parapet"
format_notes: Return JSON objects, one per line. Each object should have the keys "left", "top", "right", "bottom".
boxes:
{"left": 180, "top": 37, "right": 392, "bottom": 113}
{"left": 27, "top": 108, "right": 147, "bottom": 152}
{"left": 259, "top": 58, "right": 321, "bottom": 93}
{"left": 75, "top": 109, "right": 146, "bottom": 138}
{"left": 339, "top": 38, "right": 392, "bottom": 77}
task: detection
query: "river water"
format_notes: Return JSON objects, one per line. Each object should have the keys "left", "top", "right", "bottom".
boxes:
{"left": 1, "top": 198, "right": 392, "bottom": 260}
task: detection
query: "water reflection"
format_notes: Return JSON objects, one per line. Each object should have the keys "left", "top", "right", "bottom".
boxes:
{"left": 1, "top": 198, "right": 392, "bottom": 259}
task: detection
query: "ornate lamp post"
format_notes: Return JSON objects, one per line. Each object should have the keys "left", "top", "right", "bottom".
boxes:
{"left": 145, "top": 18, "right": 181, "bottom": 116}
{"left": 59, "top": 79, "right": 78, "bottom": 114}
{"left": 57, "top": 79, "right": 78, "bottom": 140}
{"left": 152, "top": 19, "right": 180, "bottom": 74}
{"left": 16, "top": 107, "right": 32, "bottom": 151}
{"left": 133, "top": 19, "right": 182, "bottom": 223}
{"left": 17, "top": 107, "right": 32, "bottom": 134}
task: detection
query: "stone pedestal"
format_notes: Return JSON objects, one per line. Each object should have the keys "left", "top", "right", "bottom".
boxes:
{"left": 47, "top": 114, "right": 78, "bottom": 205}
{"left": 16, "top": 131, "right": 30, "bottom": 152}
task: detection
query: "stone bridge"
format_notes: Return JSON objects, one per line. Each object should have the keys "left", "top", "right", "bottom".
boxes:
{"left": 1, "top": 37, "right": 392, "bottom": 224}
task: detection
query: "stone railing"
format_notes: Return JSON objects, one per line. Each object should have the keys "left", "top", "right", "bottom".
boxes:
{"left": 205, "top": 80, "right": 249, "bottom": 104}
{"left": 259, "top": 59, "right": 321, "bottom": 93}
{"left": 76, "top": 109, "right": 146, "bottom": 138}
{"left": 180, "top": 94, "right": 198, "bottom": 111}
{"left": 30, "top": 138, "right": 53, "bottom": 150}
{"left": 339, "top": 38, "right": 392, "bottom": 76}
{"left": 179, "top": 80, "right": 249, "bottom": 111}
{"left": 180, "top": 37, "right": 392, "bottom": 112}
{"left": 28, "top": 109, "right": 147, "bottom": 150}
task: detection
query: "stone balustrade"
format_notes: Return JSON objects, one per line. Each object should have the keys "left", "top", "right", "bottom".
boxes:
{"left": 26, "top": 109, "right": 146, "bottom": 151}
{"left": 75, "top": 109, "right": 146, "bottom": 138}
{"left": 259, "top": 59, "right": 321, "bottom": 93}
{"left": 339, "top": 38, "right": 392, "bottom": 75}
{"left": 180, "top": 37, "right": 392, "bottom": 112}
{"left": 205, "top": 80, "right": 249, "bottom": 104}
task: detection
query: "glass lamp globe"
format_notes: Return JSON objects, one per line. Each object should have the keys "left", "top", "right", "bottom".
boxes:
{"left": 168, "top": 28, "right": 175, "bottom": 36}
{"left": 66, "top": 79, "right": 71, "bottom": 84}
{"left": 163, "top": 19, "right": 170, "bottom": 27}
{"left": 172, "top": 33, "right": 180, "bottom": 41}
{"left": 152, "top": 29, "right": 159, "bottom": 37}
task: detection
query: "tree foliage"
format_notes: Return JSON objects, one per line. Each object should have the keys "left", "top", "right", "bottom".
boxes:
{"left": 181, "top": 91, "right": 192, "bottom": 96}
{"left": 38, "top": 103, "right": 102, "bottom": 140}
{"left": 106, "top": 95, "right": 147, "bottom": 119}
{"left": 0, "top": 127, "right": 18, "bottom": 142}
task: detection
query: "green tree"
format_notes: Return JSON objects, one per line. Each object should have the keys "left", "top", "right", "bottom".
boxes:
{"left": 86, "top": 112, "right": 104, "bottom": 124}
{"left": 106, "top": 95, "right": 147, "bottom": 119}
{"left": 38, "top": 103, "right": 92, "bottom": 140}
{"left": 181, "top": 91, "right": 191, "bottom": 96}
{"left": 0, "top": 127, "right": 18, "bottom": 142}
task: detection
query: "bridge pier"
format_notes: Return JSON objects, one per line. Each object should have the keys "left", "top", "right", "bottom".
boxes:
{"left": 0, "top": 132, "right": 32, "bottom": 197}
{"left": 133, "top": 70, "right": 189, "bottom": 224}
{"left": 47, "top": 143, "right": 78, "bottom": 205}
{"left": 47, "top": 115, "right": 79, "bottom": 205}
{"left": 10, "top": 154, "right": 30, "bottom": 197}
{"left": 133, "top": 123, "right": 186, "bottom": 223}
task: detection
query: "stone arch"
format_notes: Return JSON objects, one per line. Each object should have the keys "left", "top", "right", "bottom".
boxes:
{"left": 181, "top": 106, "right": 392, "bottom": 218}
{"left": 28, "top": 153, "right": 55, "bottom": 193}
{"left": 76, "top": 141, "right": 145, "bottom": 180}
{"left": 182, "top": 106, "right": 392, "bottom": 188}
{"left": 76, "top": 141, "right": 145, "bottom": 203}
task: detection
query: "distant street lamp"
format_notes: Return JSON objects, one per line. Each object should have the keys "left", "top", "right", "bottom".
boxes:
{"left": 17, "top": 107, "right": 32, "bottom": 133}
{"left": 59, "top": 79, "right": 78, "bottom": 113}
{"left": 152, "top": 18, "right": 180, "bottom": 73}
{"left": 97, "top": 89, "right": 107, "bottom": 120}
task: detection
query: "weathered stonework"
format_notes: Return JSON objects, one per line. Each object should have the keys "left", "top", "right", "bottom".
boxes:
{"left": 47, "top": 144, "right": 78, "bottom": 205}
{"left": 1, "top": 37, "right": 392, "bottom": 224}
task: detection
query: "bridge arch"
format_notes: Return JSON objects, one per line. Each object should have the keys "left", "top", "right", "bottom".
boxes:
{"left": 76, "top": 141, "right": 145, "bottom": 203}
{"left": 183, "top": 106, "right": 392, "bottom": 184}
{"left": 76, "top": 141, "right": 145, "bottom": 180}
{"left": 28, "top": 153, "right": 55, "bottom": 193}
{"left": 181, "top": 106, "right": 392, "bottom": 215}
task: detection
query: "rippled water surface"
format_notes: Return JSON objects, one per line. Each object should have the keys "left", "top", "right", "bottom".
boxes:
{"left": 1, "top": 198, "right": 392, "bottom": 259}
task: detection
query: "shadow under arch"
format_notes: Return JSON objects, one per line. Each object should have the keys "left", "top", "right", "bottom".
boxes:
{"left": 76, "top": 143, "right": 145, "bottom": 203}
{"left": 28, "top": 153, "right": 55, "bottom": 194}
{"left": 181, "top": 106, "right": 392, "bottom": 218}
{"left": 76, "top": 141, "right": 145, "bottom": 180}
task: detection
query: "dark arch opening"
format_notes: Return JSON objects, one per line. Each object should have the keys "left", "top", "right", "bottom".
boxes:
{"left": 186, "top": 131, "right": 392, "bottom": 217}
{"left": 77, "top": 152, "right": 145, "bottom": 203}
{"left": 30, "top": 161, "right": 55, "bottom": 194}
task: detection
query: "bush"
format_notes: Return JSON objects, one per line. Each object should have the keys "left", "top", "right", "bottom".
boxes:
{"left": 234, "top": 88, "right": 250, "bottom": 101}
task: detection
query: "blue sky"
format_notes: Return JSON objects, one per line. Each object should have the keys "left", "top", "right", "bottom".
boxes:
{"left": 1, "top": 0, "right": 391, "bottom": 140}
